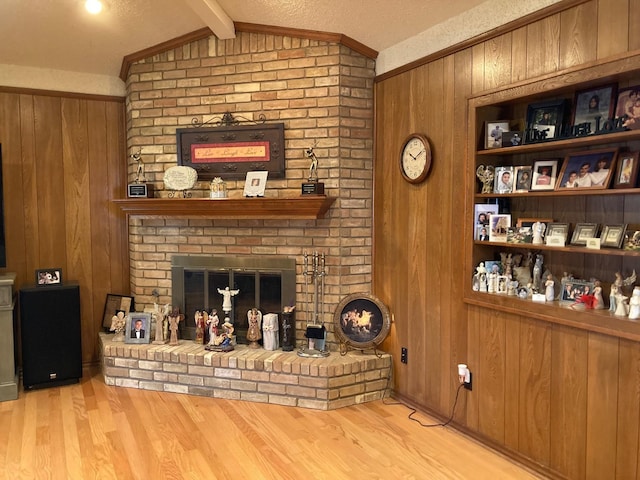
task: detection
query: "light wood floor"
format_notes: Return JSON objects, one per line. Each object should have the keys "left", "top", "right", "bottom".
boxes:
{"left": 0, "top": 367, "right": 544, "bottom": 480}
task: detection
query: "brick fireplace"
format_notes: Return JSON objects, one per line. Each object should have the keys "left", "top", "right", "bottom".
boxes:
{"left": 124, "top": 29, "right": 376, "bottom": 349}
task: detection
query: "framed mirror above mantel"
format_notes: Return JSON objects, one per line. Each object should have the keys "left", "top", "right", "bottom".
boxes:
{"left": 112, "top": 196, "right": 336, "bottom": 219}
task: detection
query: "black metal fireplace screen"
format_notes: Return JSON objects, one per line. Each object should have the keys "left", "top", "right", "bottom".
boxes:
{"left": 171, "top": 255, "right": 296, "bottom": 342}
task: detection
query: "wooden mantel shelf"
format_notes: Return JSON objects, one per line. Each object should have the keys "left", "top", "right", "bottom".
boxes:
{"left": 112, "top": 196, "right": 336, "bottom": 219}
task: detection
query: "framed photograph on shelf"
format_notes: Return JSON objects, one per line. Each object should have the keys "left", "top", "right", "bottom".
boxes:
{"left": 36, "top": 268, "right": 62, "bottom": 286}
{"left": 485, "top": 121, "right": 510, "bottom": 149}
{"left": 572, "top": 84, "right": 617, "bottom": 133}
{"left": 600, "top": 224, "right": 627, "bottom": 248}
{"left": 555, "top": 148, "right": 618, "bottom": 190}
{"left": 613, "top": 151, "right": 639, "bottom": 188}
{"left": 516, "top": 217, "right": 553, "bottom": 228}
{"left": 614, "top": 85, "right": 640, "bottom": 130}
{"left": 493, "top": 166, "right": 514, "bottom": 194}
{"left": 474, "top": 203, "right": 499, "bottom": 225}
{"left": 513, "top": 166, "right": 533, "bottom": 192}
{"left": 102, "top": 293, "right": 135, "bottom": 329}
{"left": 502, "top": 131, "right": 523, "bottom": 147}
{"left": 475, "top": 224, "right": 490, "bottom": 241}
{"left": 489, "top": 214, "right": 511, "bottom": 242}
{"left": 525, "top": 99, "right": 569, "bottom": 142}
{"left": 243, "top": 171, "right": 268, "bottom": 197}
{"left": 546, "top": 223, "right": 569, "bottom": 244}
{"left": 530, "top": 159, "right": 558, "bottom": 191}
{"left": 125, "top": 312, "right": 152, "bottom": 344}
{"left": 560, "top": 279, "right": 595, "bottom": 304}
{"left": 570, "top": 223, "right": 599, "bottom": 246}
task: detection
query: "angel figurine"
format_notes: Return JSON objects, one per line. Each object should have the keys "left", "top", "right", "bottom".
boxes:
{"left": 110, "top": 311, "right": 126, "bottom": 342}
{"left": 476, "top": 165, "right": 495, "bottom": 194}
{"left": 246, "top": 307, "right": 262, "bottom": 349}
{"left": 610, "top": 270, "right": 637, "bottom": 312}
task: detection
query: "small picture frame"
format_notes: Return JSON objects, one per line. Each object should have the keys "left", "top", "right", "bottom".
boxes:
{"left": 613, "top": 151, "right": 639, "bottom": 189}
{"left": 546, "top": 223, "right": 569, "bottom": 243}
{"left": 489, "top": 214, "right": 511, "bottom": 242}
{"left": 506, "top": 226, "right": 532, "bottom": 244}
{"left": 243, "top": 171, "right": 268, "bottom": 197}
{"left": 102, "top": 293, "right": 135, "bottom": 329}
{"left": 502, "top": 131, "right": 523, "bottom": 147}
{"left": 560, "top": 279, "right": 595, "bottom": 304}
{"left": 555, "top": 148, "right": 618, "bottom": 190}
{"left": 517, "top": 217, "right": 553, "bottom": 228}
{"left": 530, "top": 159, "right": 559, "bottom": 191}
{"left": 475, "top": 224, "right": 490, "bottom": 241}
{"left": 125, "top": 312, "right": 152, "bottom": 344}
{"left": 570, "top": 223, "right": 599, "bottom": 246}
{"left": 600, "top": 224, "right": 627, "bottom": 249}
{"left": 485, "top": 121, "right": 510, "bottom": 149}
{"left": 572, "top": 84, "right": 617, "bottom": 133}
{"left": 613, "top": 85, "right": 640, "bottom": 130}
{"left": 493, "top": 166, "right": 514, "bottom": 194}
{"left": 513, "top": 166, "right": 533, "bottom": 192}
{"left": 525, "top": 99, "right": 569, "bottom": 142}
{"left": 474, "top": 204, "right": 499, "bottom": 225}
{"left": 36, "top": 268, "right": 63, "bottom": 286}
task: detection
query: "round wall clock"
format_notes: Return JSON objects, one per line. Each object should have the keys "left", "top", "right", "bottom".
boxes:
{"left": 400, "top": 133, "right": 432, "bottom": 183}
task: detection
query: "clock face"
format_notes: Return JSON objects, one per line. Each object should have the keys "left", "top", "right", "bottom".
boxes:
{"left": 400, "top": 134, "right": 431, "bottom": 183}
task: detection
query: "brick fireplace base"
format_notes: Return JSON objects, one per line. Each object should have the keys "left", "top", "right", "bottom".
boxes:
{"left": 98, "top": 333, "right": 391, "bottom": 410}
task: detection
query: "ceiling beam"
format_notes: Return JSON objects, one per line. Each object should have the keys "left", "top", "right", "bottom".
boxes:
{"left": 183, "top": 0, "right": 236, "bottom": 39}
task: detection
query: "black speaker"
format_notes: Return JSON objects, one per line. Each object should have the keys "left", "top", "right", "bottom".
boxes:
{"left": 19, "top": 284, "right": 82, "bottom": 389}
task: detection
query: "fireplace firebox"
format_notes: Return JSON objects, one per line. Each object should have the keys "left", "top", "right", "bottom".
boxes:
{"left": 171, "top": 255, "right": 296, "bottom": 343}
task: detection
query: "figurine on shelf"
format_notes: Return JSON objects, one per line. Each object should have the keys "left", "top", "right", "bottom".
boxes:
{"left": 629, "top": 287, "right": 640, "bottom": 320}
{"left": 262, "top": 313, "right": 279, "bottom": 351}
{"left": 168, "top": 309, "right": 183, "bottom": 345}
{"left": 610, "top": 270, "right": 637, "bottom": 312}
{"left": 593, "top": 281, "right": 604, "bottom": 310}
{"left": 615, "top": 294, "right": 630, "bottom": 317}
{"left": 246, "top": 308, "right": 262, "bottom": 349}
{"left": 475, "top": 262, "right": 488, "bottom": 292}
{"left": 194, "top": 310, "right": 205, "bottom": 344}
{"left": 153, "top": 303, "right": 170, "bottom": 344}
{"left": 532, "top": 221, "right": 546, "bottom": 245}
{"left": 545, "top": 274, "right": 555, "bottom": 302}
{"left": 532, "top": 254, "right": 543, "bottom": 291}
{"left": 476, "top": 165, "right": 495, "bottom": 194}
{"left": 110, "top": 311, "right": 126, "bottom": 342}
{"left": 218, "top": 286, "right": 240, "bottom": 314}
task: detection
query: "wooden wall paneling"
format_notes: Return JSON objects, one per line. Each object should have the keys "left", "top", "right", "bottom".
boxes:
{"left": 33, "top": 95, "right": 66, "bottom": 267}
{"left": 471, "top": 44, "right": 486, "bottom": 95}
{"left": 477, "top": 309, "right": 506, "bottom": 444}
{"left": 18, "top": 95, "right": 38, "bottom": 286}
{"left": 549, "top": 324, "right": 588, "bottom": 480}
{"left": 616, "top": 337, "right": 640, "bottom": 479}
{"left": 503, "top": 309, "right": 521, "bottom": 451}
{"left": 464, "top": 305, "right": 481, "bottom": 428}
{"left": 517, "top": 317, "right": 551, "bottom": 464}
{"left": 61, "top": 98, "right": 93, "bottom": 364}
{"left": 558, "top": 0, "right": 598, "bottom": 70}
{"left": 510, "top": 27, "right": 528, "bottom": 84}
{"left": 584, "top": 333, "right": 619, "bottom": 478}
{"left": 525, "top": 14, "right": 561, "bottom": 79}
{"left": 630, "top": 0, "right": 640, "bottom": 50}
{"left": 596, "top": 0, "right": 630, "bottom": 60}
{"left": 483, "top": 33, "right": 513, "bottom": 91}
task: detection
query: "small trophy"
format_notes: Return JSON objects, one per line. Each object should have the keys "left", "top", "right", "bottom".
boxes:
{"left": 301, "top": 146, "right": 325, "bottom": 195}
{"left": 127, "top": 151, "right": 154, "bottom": 198}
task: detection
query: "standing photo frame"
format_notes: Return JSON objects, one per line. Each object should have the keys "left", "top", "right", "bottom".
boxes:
{"left": 525, "top": 99, "right": 569, "bottom": 142}
{"left": 513, "top": 166, "right": 533, "bottom": 192}
{"left": 613, "top": 151, "right": 639, "bottom": 188}
{"left": 600, "top": 224, "right": 627, "bottom": 248}
{"left": 614, "top": 85, "right": 640, "bottom": 130}
{"left": 572, "top": 84, "right": 617, "bottom": 133}
{"left": 36, "top": 268, "right": 63, "bottom": 286}
{"left": 243, "top": 171, "right": 269, "bottom": 197}
{"left": 125, "top": 312, "right": 152, "bottom": 344}
{"left": 560, "top": 279, "right": 595, "bottom": 304}
{"left": 530, "top": 159, "right": 559, "bottom": 191}
{"left": 555, "top": 148, "right": 618, "bottom": 190}
{"left": 571, "top": 223, "right": 599, "bottom": 246}
{"left": 102, "top": 293, "right": 135, "bottom": 329}
{"left": 489, "top": 214, "right": 511, "bottom": 242}
{"left": 485, "top": 121, "right": 510, "bottom": 149}
{"left": 493, "top": 166, "right": 514, "bottom": 194}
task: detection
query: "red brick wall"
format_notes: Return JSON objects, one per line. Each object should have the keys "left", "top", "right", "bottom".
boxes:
{"left": 125, "top": 32, "right": 374, "bottom": 348}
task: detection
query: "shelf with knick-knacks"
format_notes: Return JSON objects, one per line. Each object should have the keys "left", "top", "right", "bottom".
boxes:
{"left": 465, "top": 51, "right": 640, "bottom": 342}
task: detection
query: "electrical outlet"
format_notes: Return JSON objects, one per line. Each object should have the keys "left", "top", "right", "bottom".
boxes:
{"left": 401, "top": 347, "right": 408, "bottom": 364}
{"left": 464, "top": 371, "right": 473, "bottom": 391}
{"left": 457, "top": 363, "right": 472, "bottom": 390}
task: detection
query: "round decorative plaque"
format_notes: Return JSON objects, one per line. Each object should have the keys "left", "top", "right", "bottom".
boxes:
{"left": 163, "top": 166, "right": 198, "bottom": 191}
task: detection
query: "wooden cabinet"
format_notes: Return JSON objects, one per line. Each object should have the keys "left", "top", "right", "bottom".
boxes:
{"left": 464, "top": 53, "right": 640, "bottom": 341}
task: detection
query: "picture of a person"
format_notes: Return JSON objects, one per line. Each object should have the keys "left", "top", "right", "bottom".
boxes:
{"left": 564, "top": 171, "right": 578, "bottom": 188}
{"left": 619, "top": 158, "right": 633, "bottom": 184}
{"left": 131, "top": 319, "right": 145, "bottom": 339}
{"left": 536, "top": 167, "right": 551, "bottom": 185}
{"left": 496, "top": 171, "right": 512, "bottom": 192}
{"left": 590, "top": 156, "right": 610, "bottom": 186}
{"left": 490, "top": 125, "right": 503, "bottom": 147}
{"left": 575, "top": 162, "right": 593, "bottom": 187}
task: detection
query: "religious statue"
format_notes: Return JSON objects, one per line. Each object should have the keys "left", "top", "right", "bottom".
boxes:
{"left": 629, "top": 287, "right": 640, "bottom": 320}
{"left": 168, "top": 309, "right": 184, "bottom": 345}
{"left": 194, "top": 310, "right": 206, "bottom": 344}
{"left": 475, "top": 165, "right": 495, "bottom": 194}
{"left": 545, "top": 274, "right": 555, "bottom": 302}
{"left": 610, "top": 270, "right": 637, "bottom": 312}
{"left": 110, "top": 311, "right": 126, "bottom": 342}
{"left": 153, "top": 303, "right": 170, "bottom": 344}
{"left": 475, "top": 262, "right": 487, "bottom": 292}
{"left": 246, "top": 308, "right": 262, "bottom": 349}
{"left": 593, "top": 281, "right": 604, "bottom": 310}
{"left": 217, "top": 286, "right": 240, "bottom": 314}
{"left": 532, "top": 221, "right": 546, "bottom": 245}
{"left": 615, "top": 294, "right": 630, "bottom": 317}
{"left": 262, "top": 313, "right": 279, "bottom": 351}
{"left": 281, "top": 306, "right": 295, "bottom": 352}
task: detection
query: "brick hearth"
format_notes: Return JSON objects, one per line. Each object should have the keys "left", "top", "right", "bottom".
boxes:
{"left": 99, "top": 333, "right": 391, "bottom": 410}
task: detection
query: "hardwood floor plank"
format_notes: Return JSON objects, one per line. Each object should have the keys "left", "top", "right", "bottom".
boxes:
{"left": 0, "top": 368, "right": 544, "bottom": 479}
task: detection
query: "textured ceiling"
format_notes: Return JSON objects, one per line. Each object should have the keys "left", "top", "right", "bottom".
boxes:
{"left": 0, "top": 0, "right": 487, "bottom": 77}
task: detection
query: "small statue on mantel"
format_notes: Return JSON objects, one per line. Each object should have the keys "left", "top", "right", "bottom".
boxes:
{"left": 110, "top": 311, "right": 126, "bottom": 342}
{"left": 153, "top": 303, "right": 170, "bottom": 344}
{"left": 306, "top": 145, "right": 319, "bottom": 182}
{"left": 475, "top": 165, "right": 495, "bottom": 194}
{"left": 168, "top": 309, "right": 184, "bottom": 345}
{"left": 246, "top": 308, "right": 262, "bottom": 349}
{"left": 131, "top": 151, "right": 145, "bottom": 184}
{"left": 194, "top": 310, "right": 206, "bottom": 344}
{"left": 218, "top": 286, "right": 240, "bottom": 315}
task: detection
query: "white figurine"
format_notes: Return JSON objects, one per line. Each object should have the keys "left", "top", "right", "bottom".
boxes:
{"left": 262, "top": 313, "right": 279, "bottom": 350}
{"left": 629, "top": 287, "right": 640, "bottom": 320}
{"left": 532, "top": 254, "right": 543, "bottom": 291}
{"left": 532, "top": 221, "right": 546, "bottom": 245}
{"left": 218, "top": 286, "right": 240, "bottom": 314}
{"left": 615, "top": 294, "right": 630, "bottom": 317}
{"left": 476, "top": 262, "right": 488, "bottom": 292}
{"left": 545, "top": 275, "right": 555, "bottom": 302}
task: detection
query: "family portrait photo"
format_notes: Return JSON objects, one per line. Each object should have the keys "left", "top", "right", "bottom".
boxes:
{"left": 555, "top": 148, "right": 617, "bottom": 190}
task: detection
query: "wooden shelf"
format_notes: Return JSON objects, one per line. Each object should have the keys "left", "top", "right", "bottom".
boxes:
{"left": 113, "top": 196, "right": 336, "bottom": 219}
{"left": 463, "top": 290, "right": 640, "bottom": 342}
{"left": 473, "top": 240, "right": 640, "bottom": 256}
{"left": 475, "top": 187, "right": 640, "bottom": 199}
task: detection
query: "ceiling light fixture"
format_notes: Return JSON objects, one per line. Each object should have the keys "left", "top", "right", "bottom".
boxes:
{"left": 85, "top": 0, "right": 103, "bottom": 15}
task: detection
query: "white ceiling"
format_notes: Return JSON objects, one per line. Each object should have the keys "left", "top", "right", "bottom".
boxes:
{"left": 0, "top": 0, "right": 561, "bottom": 95}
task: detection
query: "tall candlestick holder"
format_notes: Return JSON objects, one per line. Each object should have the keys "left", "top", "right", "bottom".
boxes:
{"left": 298, "top": 251, "right": 330, "bottom": 357}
